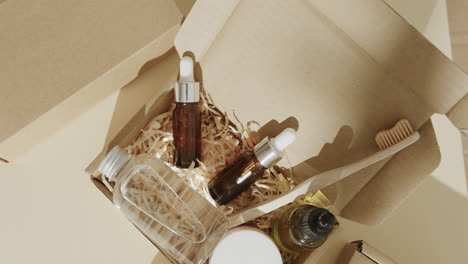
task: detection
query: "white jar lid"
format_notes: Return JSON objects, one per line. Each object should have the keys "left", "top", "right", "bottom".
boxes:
{"left": 210, "top": 227, "right": 283, "bottom": 264}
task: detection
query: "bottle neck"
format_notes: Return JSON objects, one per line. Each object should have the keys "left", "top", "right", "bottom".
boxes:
{"left": 290, "top": 205, "right": 335, "bottom": 247}
{"left": 98, "top": 146, "right": 132, "bottom": 182}
{"left": 253, "top": 137, "right": 283, "bottom": 168}
{"left": 175, "top": 82, "right": 200, "bottom": 103}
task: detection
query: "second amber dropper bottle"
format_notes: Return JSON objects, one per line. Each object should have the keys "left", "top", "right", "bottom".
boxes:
{"left": 209, "top": 128, "right": 297, "bottom": 205}
{"left": 173, "top": 56, "right": 201, "bottom": 168}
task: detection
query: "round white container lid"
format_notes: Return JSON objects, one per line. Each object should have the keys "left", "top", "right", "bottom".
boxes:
{"left": 210, "top": 227, "right": 283, "bottom": 264}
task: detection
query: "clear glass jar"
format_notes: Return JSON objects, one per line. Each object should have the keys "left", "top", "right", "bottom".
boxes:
{"left": 99, "top": 146, "right": 229, "bottom": 264}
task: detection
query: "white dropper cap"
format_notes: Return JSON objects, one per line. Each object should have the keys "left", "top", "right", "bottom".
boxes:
{"left": 175, "top": 56, "right": 200, "bottom": 103}
{"left": 179, "top": 56, "right": 195, "bottom": 82}
{"left": 270, "top": 128, "right": 297, "bottom": 153}
{"left": 253, "top": 128, "right": 297, "bottom": 168}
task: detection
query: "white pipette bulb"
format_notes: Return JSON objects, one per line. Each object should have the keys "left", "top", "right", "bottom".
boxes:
{"left": 179, "top": 56, "right": 195, "bottom": 82}
{"left": 174, "top": 56, "right": 199, "bottom": 103}
{"left": 270, "top": 128, "right": 297, "bottom": 153}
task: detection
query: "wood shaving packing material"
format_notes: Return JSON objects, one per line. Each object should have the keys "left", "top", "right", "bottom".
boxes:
{"left": 105, "top": 88, "right": 298, "bottom": 263}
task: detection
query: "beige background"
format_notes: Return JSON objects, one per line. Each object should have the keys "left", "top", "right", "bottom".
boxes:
{"left": 0, "top": 1, "right": 466, "bottom": 263}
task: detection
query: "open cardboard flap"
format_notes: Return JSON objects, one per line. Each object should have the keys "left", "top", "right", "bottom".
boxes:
{"left": 0, "top": 0, "right": 183, "bottom": 162}
{"left": 86, "top": 51, "right": 180, "bottom": 175}
{"left": 175, "top": 0, "right": 468, "bottom": 225}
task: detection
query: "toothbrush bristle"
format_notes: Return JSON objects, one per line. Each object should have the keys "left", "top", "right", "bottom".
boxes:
{"left": 375, "top": 119, "right": 414, "bottom": 150}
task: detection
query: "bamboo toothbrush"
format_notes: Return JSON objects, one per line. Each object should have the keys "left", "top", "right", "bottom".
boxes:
{"left": 375, "top": 119, "right": 414, "bottom": 150}
{"left": 228, "top": 119, "right": 419, "bottom": 228}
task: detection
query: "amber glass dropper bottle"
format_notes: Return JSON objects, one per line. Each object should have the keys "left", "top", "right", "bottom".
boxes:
{"left": 208, "top": 128, "right": 296, "bottom": 205}
{"left": 173, "top": 56, "right": 201, "bottom": 168}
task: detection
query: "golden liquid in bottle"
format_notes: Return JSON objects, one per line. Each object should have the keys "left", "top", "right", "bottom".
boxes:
{"left": 272, "top": 191, "right": 335, "bottom": 254}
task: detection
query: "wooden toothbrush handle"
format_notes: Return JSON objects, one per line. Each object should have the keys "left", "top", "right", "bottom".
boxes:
{"left": 228, "top": 132, "right": 420, "bottom": 228}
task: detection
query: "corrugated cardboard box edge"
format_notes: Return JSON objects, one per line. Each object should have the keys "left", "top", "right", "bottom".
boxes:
{"left": 338, "top": 241, "right": 397, "bottom": 264}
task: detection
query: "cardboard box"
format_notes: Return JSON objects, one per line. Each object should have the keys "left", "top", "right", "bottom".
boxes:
{"left": 84, "top": 1, "right": 468, "bottom": 263}
{"left": 82, "top": 0, "right": 468, "bottom": 263}
{"left": 0, "top": 0, "right": 184, "bottom": 162}
{"left": 338, "top": 241, "right": 397, "bottom": 264}
{"left": 2, "top": 0, "right": 465, "bottom": 263}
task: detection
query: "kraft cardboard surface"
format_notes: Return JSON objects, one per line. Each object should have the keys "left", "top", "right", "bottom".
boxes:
{"left": 447, "top": 0, "right": 468, "bottom": 72}
{"left": 341, "top": 119, "right": 441, "bottom": 224}
{"left": 175, "top": 0, "right": 468, "bottom": 224}
{"left": 86, "top": 52, "right": 178, "bottom": 175}
{"left": 0, "top": 0, "right": 182, "bottom": 161}
{"left": 339, "top": 241, "right": 397, "bottom": 264}
{"left": 348, "top": 253, "right": 375, "bottom": 264}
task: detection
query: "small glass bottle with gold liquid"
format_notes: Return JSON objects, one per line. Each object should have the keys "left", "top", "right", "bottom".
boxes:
{"left": 272, "top": 193, "right": 336, "bottom": 254}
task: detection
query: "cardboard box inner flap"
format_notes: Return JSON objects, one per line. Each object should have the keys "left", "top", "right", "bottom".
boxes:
{"left": 0, "top": 0, "right": 183, "bottom": 161}
{"left": 175, "top": 0, "right": 468, "bottom": 224}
